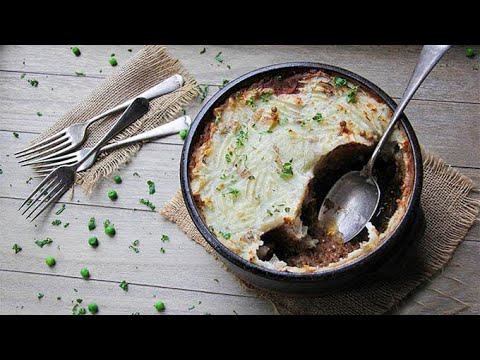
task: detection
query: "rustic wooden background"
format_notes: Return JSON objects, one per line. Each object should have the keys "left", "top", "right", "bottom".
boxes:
{"left": 0, "top": 45, "right": 478, "bottom": 315}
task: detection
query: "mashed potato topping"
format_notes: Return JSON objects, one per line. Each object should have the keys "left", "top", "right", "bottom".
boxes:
{"left": 189, "top": 70, "right": 413, "bottom": 272}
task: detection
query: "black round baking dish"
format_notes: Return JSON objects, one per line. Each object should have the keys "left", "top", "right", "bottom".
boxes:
{"left": 180, "top": 62, "right": 424, "bottom": 295}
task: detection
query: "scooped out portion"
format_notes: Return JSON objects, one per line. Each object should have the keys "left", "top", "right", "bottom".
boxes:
{"left": 189, "top": 70, "right": 414, "bottom": 273}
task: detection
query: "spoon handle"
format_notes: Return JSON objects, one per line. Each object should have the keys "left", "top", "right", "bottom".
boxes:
{"left": 364, "top": 45, "right": 451, "bottom": 177}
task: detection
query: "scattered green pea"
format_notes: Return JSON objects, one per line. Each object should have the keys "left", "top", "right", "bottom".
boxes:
{"left": 466, "top": 48, "right": 475, "bottom": 58}
{"left": 88, "top": 302, "right": 98, "bottom": 314}
{"left": 78, "top": 308, "right": 87, "bottom": 315}
{"left": 108, "top": 190, "right": 118, "bottom": 200}
{"left": 113, "top": 175, "right": 122, "bottom": 184}
{"left": 80, "top": 268, "right": 90, "bottom": 279}
{"left": 105, "top": 226, "right": 116, "bottom": 237}
{"left": 109, "top": 57, "right": 118, "bottom": 66}
{"left": 45, "top": 256, "right": 56, "bottom": 267}
{"left": 154, "top": 301, "right": 166, "bottom": 312}
{"left": 88, "top": 236, "right": 99, "bottom": 248}
{"left": 179, "top": 129, "right": 189, "bottom": 140}
{"left": 71, "top": 47, "right": 81, "bottom": 56}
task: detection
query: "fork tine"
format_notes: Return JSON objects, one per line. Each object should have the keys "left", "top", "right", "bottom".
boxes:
{"left": 29, "top": 183, "right": 69, "bottom": 222}
{"left": 21, "top": 152, "right": 76, "bottom": 167}
{"left": 18, "top": 141, "right": 72, "bottom": 164}
{"left": 16, "top": 135, "right": 69, "bottom": 160}
{"left": 18, "top": 173, "right": 55, "bottom": 211}
{"left": 32, "top": 158, "right": 77, "bottom": 171}
{"left": 14, "top": 131, "right": 65, "bottom": 156}
{"left": 21, "top": 178, "right": 59, "bottom": 215}
{"left": 25, "top": 181, "right": 63, "bottom": 219}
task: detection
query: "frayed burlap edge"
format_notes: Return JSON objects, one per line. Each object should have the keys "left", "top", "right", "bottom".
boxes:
{"left": 34, "top": 45, "right": 199, "bottom": 192}
{"left": 160, "top": 149, "right": 479, "bottom": 314}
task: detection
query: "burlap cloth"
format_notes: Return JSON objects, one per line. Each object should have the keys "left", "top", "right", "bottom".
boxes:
{"left": 160, "top": 150, "right": 480, "bottom": 314}
{"left": 34, "top": 45, "right": 199, "bottom": 192}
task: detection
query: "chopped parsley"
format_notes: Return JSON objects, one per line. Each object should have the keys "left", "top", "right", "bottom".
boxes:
{"left": 285, "top": 207, "right": 291, "bottom": 213}
{"left": 26, "top": 177, "right": 33, "bottom": 184}
{"left": 312, "top": 113, "right": 323, "bottom": 123}
{"left": 51, "top": 219, "right": 62, "bottom": 226}
{"left": 223, "top": 187, "right": 239, "bottom": 199}
{"left": 236, "top": 127, "right": 248, "bottom": 147}
{"left": 128, "top": 49, "right": 133, "bottom": 52}
{"left": 245, "top": 96, "right": 257, "bottom": 108}
{"left": 200, "top": 47, "right": 206, "bottom": 54}
{"left": 219, "top": 231, "right": 231, "bottom": 239}
{"left": 88, "top": 217, "right": 96, "bottom": 231}
{"left": 133, "top": 172, "right": 140, "bottom": 177}
{"left": 260, "top": 90, "right": 273, "bottom": 102}
{"left": 35, "top": 237, "right": 53, "bottom": 248}
{"left": 27, "top": 79, "right": 39, "bottom": 87}
{"left": 36, "top": 112, "right": 43, "bottom": 116}
{"left": 75, "top": 71, "right": 86, "bottom": 77}
{"left": 13, "top": 132, "right": 19, "bottom": 138}
{"left": 215, "top": 52, "right": 223, "bottom": 63}
{"left": 280, "top": 159, "right": 294, "bottom": 179}
{"left": 225, "top": 151, "right": 233, "bottom": 163}
{"left": 55, "top": 204, "right": 66, "bottom": 215}
{"left": 266, "top": 209, "right": 273, "bottom": 216}
{"left": 63, "top": 223, "right": 70, "bottom": 228}
{"left": 129, "top": 240, "right": 140, "bottom": 253}
{"left": 219, "top": 79, "right": 230, "bottom": 89}
{"left": 20, "top": 73, "right": 26, "bottom": 79}
{"left": 248, "top": 175, "right": 255, "bottom": 180}
{"left": 346, "top": 88, "right": 358, "bottom": 104}
{"left": 160, "top": 247, "right": 166, "bottom": 254}
{"left": 12, "top": 243, "right": 22, "bottom": 254}
{"left": 119, "top": 280, "right": 129, "bottom": 291}
{"left": 139, "top": 198, "right": 156, "bottom": 211}
{"left": 198, "top": 84, "right": 209, "bottom": 102}
{"left": 161, "top": 234, "right": 169, "bottom": 242}
{"left": 220, "top": 174, "right": 227, "bottom": 180}
{"left": 334, "top": 77, "right": 348, "bottom": 87}
{"left": 37, "top": 293, "right": 44, "bottom": 300}
{"left": 147, "top": 180, "right": 156, "bottom": 195}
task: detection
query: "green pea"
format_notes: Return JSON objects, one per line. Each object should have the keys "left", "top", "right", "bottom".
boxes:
{"left": 45, "top": 256, "right": 56, "bottom": 267}
{"left": 109, "top": 57, "right": 118, "bottom": 66}
{"left": 105, "top": 226, "right": 116, "bottom": 237}
{"left": 113, "top": 175, "right": 122, "bottom": 184}
{"left": 88, "top": 303, "right": 98, "bottom": 314}
{"left": 88, "top": 236, "right": 99, "bottom": 248}
{"left": 72, "top": 47, "right": 81, "bottom": 56}
{"left": 108, "top": 190, "right": 118, "bottom": 200}
{"left": 154, "top": 301, "right": 165, "bottom": 312}
{"left": 78, "top": 308, "right": 87, "bottom": 315}
{"left": 179, "top": 129, "right": 189, "bottom": 140}
{"left": 466, "top": 48, "right": 475, "bottom": 58}
{"left": 80, "top": 268, "right": 90, "bottom": 279}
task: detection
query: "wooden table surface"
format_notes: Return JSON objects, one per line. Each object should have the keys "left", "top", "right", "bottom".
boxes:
{"left": 0, "top": 45, "right": 478, "bottom": 315}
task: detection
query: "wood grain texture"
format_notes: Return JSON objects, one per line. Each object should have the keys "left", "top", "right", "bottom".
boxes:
{"left": 0, "top": 271, "right": 275, "bottom": 315}
{"left": 0, "top": 45, "right": 479, "bottom": 315}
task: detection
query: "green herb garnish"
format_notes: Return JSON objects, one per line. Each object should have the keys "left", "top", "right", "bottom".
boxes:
{"left": 160, "top": 247, "right": 166, "bottom": 253}
{"left": 88, "top": 217, "right": 96, "bottom": 231}
{"left": 225, "top": 151, "right": 233, "bottom": 163}
{"left": 147, "top": 180, "right": 156, "bottom": 195}
{"left": 280, "top": 159, "right": 294, "bottom": 179}
{"left": 52, "top": 219, "right": 62, "bottom": 226}
{"left": 133, "top": 172, "right": 140, "bottom": 177}
{"left": 20, "top": 73, "right": 26, "bottom": 79}
{"left": 63, "top": 223, "right": 69, "bottom": 228}
{"left": 55, "top": 204, "right": 66, "bottom": 215}
{"left": 223, "top": 187, "right": 239, "bottom": 199}
{"left": 129, "top": 240, "right": 140, "bottom": 253}
{"left": 198, "top": 84, "right": 209, "bottom": 102}
{"left": 245, "top": 96, "right": 256, "bottom": 108}
{"left": 36, "top": 112, "right": 43, "bottom": 116}
{"left": 161, "top": 234, "right": 169, "bottom": 242}
{"left": 285, "top": 207, "right": 291, "bottom": 213}
{"left": 236, "top": 127, "right": 248, "bottom": 147}
{"left": 28, "top": 79, "right": 39, "bottom": 87}
{"left": 219, "top": 79, "right": 230, "bottom": 89}
{"left": 75, "top": 71, "right": 86, "bottom": 77}
{"left": 220, "top": 174, "right": 227, "bottom": 180}
{"left": 266, "top": 209, "right": 273, "bottom": 216}
{"left": 312, "top": 113, "right": 323, "bottom": 123}
{"left": 215, "top": 51, "right": 223, "bottom": 63}
{"left": 12, "top": 243, "right": 22, "bottom": 254}
{"left": 200, "top": 47, "right": 206, "bottom": 54}
{"left": 119, "top": 280, "right": 128, "bottom": 291}
{"left": 139, "top": 198, "right": 156, "bottom": 211}
{"left": 35, "top": 237, "right": 53, "bottom": 248}
{"left": 37, "top": 293, "right": 44, "bottom": 300}
{"left": 260, "top": 90, "right": 273, "bottom": 102}
{"left": 219, "top": 231, "right": 231, "bottom": 239}
{"left": 346, "top": 88, "right": 358, "bottom": 104}
{"left": 13, "top": 132, "right": 19, "bottom": 138}
{"left": 334, "top": 77, "right": 347, "bottom": 87}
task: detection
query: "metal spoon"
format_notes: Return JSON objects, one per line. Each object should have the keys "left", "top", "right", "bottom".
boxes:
{"left": 318, "top": 45, "right": 451, "bottom": 243}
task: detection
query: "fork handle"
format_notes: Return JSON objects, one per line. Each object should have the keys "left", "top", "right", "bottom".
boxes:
{"left": 76, "top": 98, "right": 150, "bottom": 168}
{"left": 85, "top": 74, "right": 184, "bottom": 127}
{"left": 100, "top": 116, "right": 192, "bottom": 152}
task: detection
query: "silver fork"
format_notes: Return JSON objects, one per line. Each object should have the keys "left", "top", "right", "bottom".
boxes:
{"left": 15, "top": 74, "right": 183, "bottom": 163}
{"left": 18, "top": 97, "right": 150, "bottom": 221}
{"left": 27, "top": 115, "right": 192, "bottom": 176}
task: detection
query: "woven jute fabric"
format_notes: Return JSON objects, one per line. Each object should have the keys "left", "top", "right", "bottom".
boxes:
{"left": 34, "top": 45, "right": 199, "bottom": 192}
{"left": 160, "top": 150, "right": 480, "bottom": 314}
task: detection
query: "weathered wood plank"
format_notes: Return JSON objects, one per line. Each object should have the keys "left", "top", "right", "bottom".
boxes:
{"left": 1, "top": 72, "right": 479, "bottom": 167}
{"left": 393, "top": 242, "right": 480, "bottom": 315}
{"left": 1, "top": 45, "right": 479, "bottom": 104}
{"left": 0, "top": 271, "right": 274, "bottom": 315}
